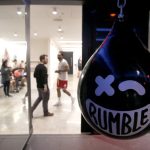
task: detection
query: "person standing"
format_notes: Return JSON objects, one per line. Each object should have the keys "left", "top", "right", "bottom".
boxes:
{"left": 1, "top": 60, "right": 12, "bottom": 97}
{"left": 77, "top": 57, "right": 82, "bottom": 78}
{"left": 54, "top": 51, "right": 75, "bottom": 106}
{"left": 31, "top": 54, "right": 54, "bottom": 117}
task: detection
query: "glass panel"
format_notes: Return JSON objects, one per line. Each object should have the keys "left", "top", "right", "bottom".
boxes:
{"left": 30, "top": 5, "right": 82, "bottom": 134}
{"left": 0, "top": 5, "right": 29, "bottom": 149}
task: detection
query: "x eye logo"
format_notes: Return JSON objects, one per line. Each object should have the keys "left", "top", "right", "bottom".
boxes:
{"left": 95, "top": 75, "right": 115, "bottom": 96}
{"left": 95, "top": 75, "right": 146, "bottom": 96}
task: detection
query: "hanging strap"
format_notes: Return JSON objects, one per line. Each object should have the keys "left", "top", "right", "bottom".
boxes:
{"left": 117, "top": 0, "right": 126, "bottom": 21}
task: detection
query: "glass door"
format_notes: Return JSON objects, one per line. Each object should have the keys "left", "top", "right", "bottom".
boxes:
{"left": 0, "top": 4, "right": 31, "bottom": 150}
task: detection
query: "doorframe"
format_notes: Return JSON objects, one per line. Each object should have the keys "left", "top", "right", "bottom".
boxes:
{"left": 0, "top": 0, "right": 84, "bottom": 149}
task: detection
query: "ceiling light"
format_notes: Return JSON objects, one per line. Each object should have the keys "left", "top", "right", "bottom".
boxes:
{"left": 58, "top": 26, "right": 62, "bottom": 32}
{"left": 52, "top": 8, "right": 58, "bottom": 15}
{"left": 60, "top": 36, "right": 64, "bottom": 40}
{"left": 110, "top": 13, "right": 116, "bottom": 17}
{"left": 17, "top": 8, "right": 22, "bottom": 15}
{"left": 34, "top": 32, "right": 38, "bottom": 36}
{"left": 14, "top": 33, "right": 18, "bottom": 37}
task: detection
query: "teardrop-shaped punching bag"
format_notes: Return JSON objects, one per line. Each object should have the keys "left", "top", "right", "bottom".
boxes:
{"left": 78, "top": 18, "right": 150, "bottom": 139}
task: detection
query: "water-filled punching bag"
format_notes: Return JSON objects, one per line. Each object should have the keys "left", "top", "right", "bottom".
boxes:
{"left": 78, "top": 13, "right": 150, "bottom": 138}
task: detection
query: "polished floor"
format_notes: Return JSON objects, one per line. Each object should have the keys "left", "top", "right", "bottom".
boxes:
{"left": 0, "top": 87, "right": 29, "bottom": 134}
{"left": 1, "top": 74, "right": 150, "bottom": 150}
{"left": 0, "top": 74, "right": 81, "bottom": 135}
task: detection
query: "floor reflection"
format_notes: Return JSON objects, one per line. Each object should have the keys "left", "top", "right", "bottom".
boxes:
{"left": 0, "top": 74, "right": 81, "bottom": 134}
{"left": 0, "top": 86, "right": 29, "bottom": 134}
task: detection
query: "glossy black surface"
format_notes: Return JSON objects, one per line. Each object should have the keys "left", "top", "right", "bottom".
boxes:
{"left": 78, "top": 19, "right": 150, "bottom": 138}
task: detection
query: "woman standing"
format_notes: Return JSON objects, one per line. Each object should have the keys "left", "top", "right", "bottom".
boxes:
{"left": 1, "top": 60, "right": 12, "bottom": 97}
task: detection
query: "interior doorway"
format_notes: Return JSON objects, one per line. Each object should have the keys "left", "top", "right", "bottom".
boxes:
{"left": 63, "top": 51, "right": 73, "bottom": 74}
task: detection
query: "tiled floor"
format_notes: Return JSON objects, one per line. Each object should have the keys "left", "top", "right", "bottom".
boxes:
{"left": 0, "top": 74, "right": 81, "bottom": 135}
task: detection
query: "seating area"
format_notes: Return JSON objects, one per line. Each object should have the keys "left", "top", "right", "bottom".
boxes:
{"left": 0, "top": 71, "right": 26, "bottom": 97}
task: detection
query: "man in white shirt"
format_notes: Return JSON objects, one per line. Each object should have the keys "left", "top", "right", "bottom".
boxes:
{"left": 54, "top": 51, "right": 75, "bottom": 106}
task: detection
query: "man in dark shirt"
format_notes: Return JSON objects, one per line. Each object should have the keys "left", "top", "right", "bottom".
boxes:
{"left": 31, "top": 54, "right": 54, "bottom": 117}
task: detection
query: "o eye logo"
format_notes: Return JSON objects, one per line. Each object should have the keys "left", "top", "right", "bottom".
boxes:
{"left": 118, "top": 80, "right": 145, "bottom": 96}
{"left": 95, "top": 75, "right": 145, "bottom": 96}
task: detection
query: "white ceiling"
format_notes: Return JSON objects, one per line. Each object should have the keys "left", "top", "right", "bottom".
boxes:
{"left": 0, "top": 5, "right": 82, "bottom": 50}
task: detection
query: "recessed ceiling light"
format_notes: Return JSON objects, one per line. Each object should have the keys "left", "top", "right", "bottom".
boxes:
{"left": 14, "top": 33, "right": 18, "bottom": 37}
{"left": 17, "top": 8, "right": 22, "bottom": 15}
{"left": 58, "top": 26, "right": 62, "bottom": 32}
{"left": 60, "top": 36, "right": 64, "bottom": 40}
{"left": 17, "top": 11, "right": 22, "bottom": 15}
{"left": 34, "top": 32, "right": 38, "bottom": 36}
{"left": 52, "top": 8, "right": 58, "bottom": 15}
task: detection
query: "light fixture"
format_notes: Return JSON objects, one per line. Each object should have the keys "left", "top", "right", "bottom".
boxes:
{"left": 110, "top": 13, "right": 116, "bottom": 17}
{"left": 52, "top": 7, "right": 58, "bottom": 15}
{"left": 60, "top": 36, "right": 64, "bottom": 40}
{"left": 17, "top": 8, "right": 22, "bottom": 15}
{"left": 58, "top": 26, "right": 62, "bottom": 32}
{"left": 14, "top": 33, "right": 18, "bottom": 37}
{"left": 34, "top": 32, "right": 38, "bottom": 36}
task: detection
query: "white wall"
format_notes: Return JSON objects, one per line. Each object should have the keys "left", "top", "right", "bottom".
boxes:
{"left": 30, "top": 38, "right": 49, "bottom": 61}
{"left": 49, "top": 39, "right": 59, "bottom": 89}
{"left": 0, "top": 40, "right": 26, "bottom": 67}
{"left": 30, "top": 38, "right": 49, "bottom": 70}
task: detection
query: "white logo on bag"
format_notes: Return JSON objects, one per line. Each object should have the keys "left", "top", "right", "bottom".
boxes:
{"left": 95, "top": 75, "right": 145, "bottom": 96}
{"left": 86, "top": 99, "right": 150, "bottom": 137}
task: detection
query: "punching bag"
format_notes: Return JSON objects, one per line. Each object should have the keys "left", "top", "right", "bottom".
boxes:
{"left": 78, "top": 17, "right": 150, "bottom": 138}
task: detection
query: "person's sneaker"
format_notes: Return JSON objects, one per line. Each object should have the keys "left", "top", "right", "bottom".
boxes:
{"left": 53, "top": 101, "right": 62, "bottom": 106}
{"left": 44, "top": 112, "right": 54, "bottom": 117}
{"left": 7, "top": 94, "right": 12, "bottom": 97}
{"left": 71, "top": 97, "right": 75, "bottom": 105}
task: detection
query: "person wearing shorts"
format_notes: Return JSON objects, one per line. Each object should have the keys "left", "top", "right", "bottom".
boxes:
{"left": 54, "top": 51, "right": 75, "bottom": 106}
